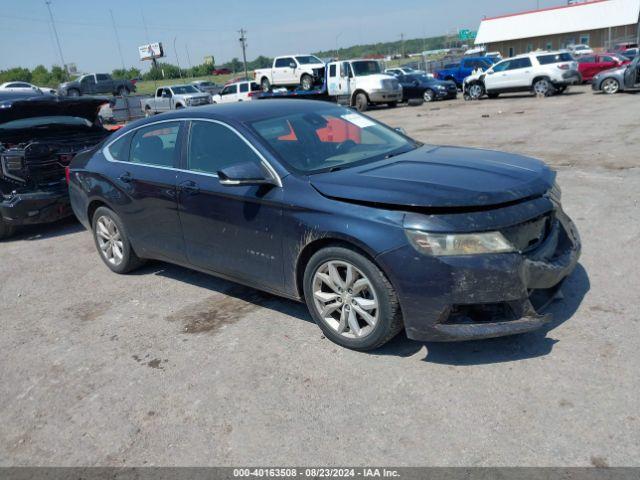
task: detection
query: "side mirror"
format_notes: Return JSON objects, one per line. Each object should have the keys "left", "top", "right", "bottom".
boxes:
{"left": 394, "top": 127, "right": 407, "bottom": 135}
{"left": 412, "top": 80, "right": 419, "bottom": 86}
{"left": 217, "top": 161, "right": 277, "bottom": 186}
{"left": 289, "top": 63, "right": 297, "bottom": 69}
{"left": 487, "top": 70, "right": 495, "bottom": 75}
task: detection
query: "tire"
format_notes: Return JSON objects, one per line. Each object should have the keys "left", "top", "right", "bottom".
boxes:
{"left": 175, "top": 103, "right": 184, "bottom": 109}
{"left": 117, "top": 86, "right": 129, "bottom": 96}
{"left": 422, "top": 89, "right": 435, "bottom": 102}
{"left": 487, "top": 92, "right": 500, "bottom": 99}
{"left": 533, "top": 78, "right": 552, "bottom": 96}
{"left": 261, "top": 77, "right": 271, "bottom": 93}
{"left": 92, "top": 206, "right": 145, "bottom": 274}
{"left": 0, "top": 217, "right": 16, "bottom": 240}
{"left": 387, "top": 101, "right": 397, "bottom": 108}
{"left": 300, "top": 74, "right": 313, "bottom": 91}
{"left": 467, "top": 82, "right": 484, "bottom": 100}
{"left": 601, "top": 78, "right": 620, "bottom": 95}
{"left": 303, "top": 246, "right": 403, "bottom": 351}
{"left": 144, "top": 106, "right": 153, "bottom": 117}
{"left": 67, "top": 88, "right": 80, "bottom": 97}
{"left": 354, "top": 92, "right": 369, "bottom": 112}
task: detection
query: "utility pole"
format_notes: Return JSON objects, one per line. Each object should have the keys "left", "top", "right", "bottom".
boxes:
{"left": 399, "top": 33, "right": 405, "bottom": 58}
{"left": 239, "top": 28, "right": 248, "bottom": 79}
{"left": 109, "top": 9, "right": 126, "bottom": 71}
{"left": 173, "top": 37, "right": 183, "bottom": 78}
{"left": 185, "top": 44, "right": 193, "bottom": 76}
{"left": 44, "top": 0, "right": 67, "bottom": 77}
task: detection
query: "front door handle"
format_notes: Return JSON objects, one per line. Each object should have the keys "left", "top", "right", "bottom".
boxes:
{"left": 118, "top": 171, "right": 132, "bottom": 183}
{"left": 178, "top": 180, "right": 200, "bottom": 195}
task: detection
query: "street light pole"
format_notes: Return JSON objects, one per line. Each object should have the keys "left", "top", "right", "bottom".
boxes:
{"left": 173, "top": 36, "right": 183, "bottom": 78}
{"left": 44, "top": 0, "right": 67, "bottom": 77}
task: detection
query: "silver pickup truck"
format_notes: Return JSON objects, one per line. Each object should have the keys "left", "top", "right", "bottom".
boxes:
{"left": 141, "top": 84, "right": 211, "bottom": 116}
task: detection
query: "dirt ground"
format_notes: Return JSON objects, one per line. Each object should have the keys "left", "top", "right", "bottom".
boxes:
{"left": 1, "top": 85, "right": 639, "bottom": 467}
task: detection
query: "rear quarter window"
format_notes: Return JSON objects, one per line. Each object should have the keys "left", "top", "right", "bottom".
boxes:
{"left": 106, "top": 134, "right": 131, "bottom": 162}
{"left": 537, "top": 53, "right": 574, "bottom": 65}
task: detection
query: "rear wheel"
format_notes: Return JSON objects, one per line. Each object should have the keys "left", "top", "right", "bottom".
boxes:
{"left": 533, "top": 78, "right": 552, "bottom": 96}
{"left": 354, "top": 92, "right": 369, "bottom": 112}
{"left": 261, "top": 77, "right": 271, "bottom": 92}
{"left": 303, "top": 246, "right": 403, "bottom": 351}
{"left": 67, "top": 88, "right": 80, "bottom": 97}
{"left": 601, "top": 78, "right": 620, "bottom": 94}
{"left": 92, "top": 207, "right": 144, "bottom": 274}
{"left": 117, "top": 86, "right": 129, "bottom": 96}
{"left": 0, "top": 217, "right": 16, "bottom": 240}
{"left": 300, "top": 74, "right": 313, "bottom": 91}
{"left": 423, "top": 89, "right": 435, "bottom": 102}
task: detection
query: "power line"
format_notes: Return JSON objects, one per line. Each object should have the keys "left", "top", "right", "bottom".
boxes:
{"left": 44, "top": 0, "right": 67, "bottom": 75}
{"left": 109, "top": 9, "right": 126, "bottom": 70}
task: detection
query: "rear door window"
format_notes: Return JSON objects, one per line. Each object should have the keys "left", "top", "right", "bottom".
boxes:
{"left": 239, "top": 83, "right": 249, "bottom": 93}
{"left": 129, "top": 122, "right": 181, "bottom": 168}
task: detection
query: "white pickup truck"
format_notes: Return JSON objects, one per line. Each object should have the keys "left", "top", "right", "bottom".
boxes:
{"left": 141, "top": 84, "right": 211, "bottom": 116}
{"left": 254, "top": 54, "right": 326, "bottom": 92}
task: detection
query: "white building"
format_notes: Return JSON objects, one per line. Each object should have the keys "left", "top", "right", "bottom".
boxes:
{"left": 475, "top": 0, "right": 640, "bottom": 56}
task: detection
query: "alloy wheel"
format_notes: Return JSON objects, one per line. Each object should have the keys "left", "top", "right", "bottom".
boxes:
{"left": 468, "top": 84, "right": 483, "bottom": 99}
{"left": 423, "top": 89, "right": 434, "bottom": 102}
{"left": 602, "top": 78, "right": 619, "bottom": 94}
{"left": 95, "top": 216, "right": 124, "bottom": 266}
{"left": 301, "top": 76, "right": 313, "bottom": 90}
{"left": 534, "top": 79, "right": 551, "bottom": 96}
{"left": 312, "top": 260, "right": 379, "bottom": 339}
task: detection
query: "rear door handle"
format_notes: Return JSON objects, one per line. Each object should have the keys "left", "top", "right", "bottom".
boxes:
{"left": 178, "top": 180, "right": 200, "bottom": 195}
{"left": 118, "top": 171, "right": 132, "bottom": 183}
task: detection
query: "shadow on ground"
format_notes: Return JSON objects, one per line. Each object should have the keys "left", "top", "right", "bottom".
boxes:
{"left": 2, "top": 217, "right": 83, "bottom": 242}
{"left": 374, "top": 263, "right": 590, "bottom": 365}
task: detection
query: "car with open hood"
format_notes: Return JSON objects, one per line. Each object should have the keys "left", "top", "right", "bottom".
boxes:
{"left": 0, "top": 93, "right": 111, "bottom": 239}
{"left": 67, "top": 100, "right": 581, "bottom": 350}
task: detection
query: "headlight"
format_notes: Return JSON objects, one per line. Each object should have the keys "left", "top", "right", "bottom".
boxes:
{"left": 436, "top": 84, "right": 447, "bottom": 90}
{"left": 1, "top": 153, "right": 25, "bottom": 182}
{"left": 186, "top": 98, "right": 193, "bottom": 105}
{"left": 406, "top": 230, "right": 515, "bottom": 256}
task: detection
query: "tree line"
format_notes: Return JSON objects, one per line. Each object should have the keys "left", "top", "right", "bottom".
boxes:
{"left": 1, "top": 35, "right": 455, "bottom": 86}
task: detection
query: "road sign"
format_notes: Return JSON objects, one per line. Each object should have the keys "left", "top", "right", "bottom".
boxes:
{"left": 458, "top": 29, "right": 477, "bottom": 41}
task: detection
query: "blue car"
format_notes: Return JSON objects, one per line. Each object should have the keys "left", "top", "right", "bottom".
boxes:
{"left": 434, "top": 56, "right": 496, "bottom": 87}
{"left": 68, "top": 100, "right": 581, "bottom": 350}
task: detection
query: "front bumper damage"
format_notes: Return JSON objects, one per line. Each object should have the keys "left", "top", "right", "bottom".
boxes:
{"left": 0, "top": 182, "right": 71, "bottom": 226}
{"left": 377, "top": 206, "right": 581, "bottom": 342}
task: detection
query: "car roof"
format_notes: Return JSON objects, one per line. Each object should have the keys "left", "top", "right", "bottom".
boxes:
{"left": 120, "top": 99, "right": 344, "bottom": 132}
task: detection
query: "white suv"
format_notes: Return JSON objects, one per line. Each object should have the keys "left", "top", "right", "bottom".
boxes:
{"left": 211, "top": 81, "right": 261, "bottom": 104}
{"left": 463, "top": 51, "right": 581, "bottom": 99}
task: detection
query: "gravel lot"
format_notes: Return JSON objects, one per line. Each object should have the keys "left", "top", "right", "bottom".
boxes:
{"left": 1, "top": 85, "right": 639, "bottom": 467}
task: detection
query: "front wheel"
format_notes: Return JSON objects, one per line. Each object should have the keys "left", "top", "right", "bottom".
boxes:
{"left": 467, "top": 83, "right": 484, "bottom": 100}
{"left": 117, "top": 86, "right": 129, "bottom": 96}
{"left": 0, "top": 217, "right": 16, "bottom": 240}
{"left": 423, "top": 89, "right": 435, "bottom": 102}
{"left": 92, "top": 207, "right": 145, "bottom": 274}
{"left": 354, "top": 92, "right": 369, "bottom": 112}
{"left": 601, "top": 78, "right": 620, "bottom": 94}
{"left": 300, "top": 74, "right": 313, "bottom": 91}
{"left": 144, "top": 106, "right": 153, "bottom": 117}
{"left": 303, "top": 246, "right": 403, "bottom": 351}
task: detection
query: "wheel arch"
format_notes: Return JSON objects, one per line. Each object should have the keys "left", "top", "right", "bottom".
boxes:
{"left": 295, "top": 236, "right": 380, "bottom": 300}
{"left": 531, "top": 75, "right": 551, "bottom": 86}
{"left": 350, "top": 89, "right": 369, "bottom": 106}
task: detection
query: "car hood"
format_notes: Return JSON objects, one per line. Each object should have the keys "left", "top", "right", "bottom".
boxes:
{"left": 422, "top": 79, "right": 456, "bottom": 88}
{"left": 309, "top": 145, "right": 555, "bottom": 209}
{"left": 0, "top": 95, "right": 108, "bottom": 125}
{"left": 178, "top": 93, "right": 210, "bottom": 99}
{"left": 597, "top": 66, "right": 627, "bottom": 77}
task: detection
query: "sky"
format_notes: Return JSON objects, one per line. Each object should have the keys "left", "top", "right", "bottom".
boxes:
{"left": 0, "top": 0, "right": 565, "bottom": 72}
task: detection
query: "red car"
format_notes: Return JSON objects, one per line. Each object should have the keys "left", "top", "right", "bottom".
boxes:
{"left": 212, "top": 68, "right": 232, "bottom": 75}
{"left": 577, "top": 54, "right": 630, "bottom": 82}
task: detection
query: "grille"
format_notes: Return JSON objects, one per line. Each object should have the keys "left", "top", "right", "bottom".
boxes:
{"left": 501, "top": 214, "right": 552, "bottom": 253}
{"left": 382, "top": 78, "right": 400, "bottom": 90}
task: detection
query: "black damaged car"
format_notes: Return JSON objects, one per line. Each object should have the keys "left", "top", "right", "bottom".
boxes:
{"left": 0, "top": 93, "right": 111, "bottom": 239}
{"left": 397, "top": 73, "right": 458, "bottom": 103}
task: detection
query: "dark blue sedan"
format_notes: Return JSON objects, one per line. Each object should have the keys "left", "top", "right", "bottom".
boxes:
{"left": 396, "top": 73, "right": 458, "bottom": 102}
{"left": 68, "top": 100, "right": 581, "bottom": 350}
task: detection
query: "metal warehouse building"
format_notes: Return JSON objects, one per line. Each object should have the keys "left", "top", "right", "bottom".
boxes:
{"left": 474, "top": 0, "right": 640, "bottom": 56}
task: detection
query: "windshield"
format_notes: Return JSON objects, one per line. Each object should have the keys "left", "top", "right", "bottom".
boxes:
{"left": 249, "top": 105, "right": 418, "bottom": 174}
{"left": 351, "top": 61, "right": 382, "bottom": 76}
{"left": 171, "top": 85, "right": 199, "bottom": 94}
{"left": 0, "top": 116, "right": 93, "bottom": 129}
{"left": 407, "top": 74, "right": 432, "bottom": 82}
{"left": 296, "top": 55, "right": 323, "bottom": 65}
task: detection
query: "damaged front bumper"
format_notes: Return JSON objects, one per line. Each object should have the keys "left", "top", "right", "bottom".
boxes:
{"left": 377, "top": 207, "right": 581, "bottom": 342}
{"left": 0, "top": 182, "right": 71, "bottom": 226}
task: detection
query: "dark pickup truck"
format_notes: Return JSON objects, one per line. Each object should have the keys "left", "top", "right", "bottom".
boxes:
{"left": 0, "top": 93, "right": 111, "bottom": 239}
{"left": 58, "top": 73, "right": 136, "bottom": 97}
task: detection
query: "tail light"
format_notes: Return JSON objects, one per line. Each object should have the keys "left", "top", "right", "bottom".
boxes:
{"left": 131, "top": 79, "right": 138, "bottom": 85}
{"left": 65, "top": 165, "right": 70, "bottom": 185}
{"left": 433, "top": 72, "right": 439, "bottom": 78}
{"left": 248, "top": 91, "right": 257, "bottom": 97}
{"left": 557, "top": 63, "right": 570, "bottom": 70}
